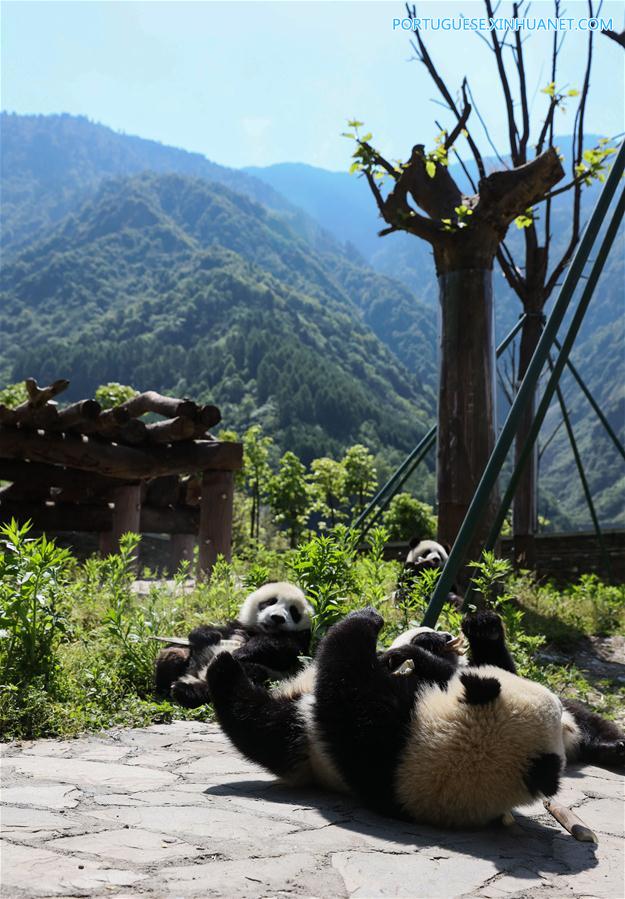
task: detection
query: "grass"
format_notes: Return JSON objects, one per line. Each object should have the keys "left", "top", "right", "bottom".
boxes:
{"left": 1, "top": 521, "right": 623, "bottom": 741}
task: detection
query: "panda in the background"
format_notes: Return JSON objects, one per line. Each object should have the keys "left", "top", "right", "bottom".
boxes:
{"left": 206, "top": 607, "right": 567, "bottom": 828}
{"left": 154, "top": 582, "right": 313, "bottom": 708}
{"left": 405, "top": 538, "right": 449, "bottom": 568}
{"left": 397, "top": 537, "right": 463, "bottom": 610}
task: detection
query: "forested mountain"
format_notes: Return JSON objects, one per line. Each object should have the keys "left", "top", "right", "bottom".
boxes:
{"left": 0, "top": 168, "right": 435, "bottom": 465}
{"left": 1, "top": 113, "right": 622, "bottom": 527}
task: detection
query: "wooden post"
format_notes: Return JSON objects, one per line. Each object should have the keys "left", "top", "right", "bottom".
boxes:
{"left": 198, "top": 470, "right": 234, "bottom": 578}
{"left": 170, "top": 534, "right": 196, "bottom": 572}
{"left": 99, "top": 484, "right": 142, "bottom": 560}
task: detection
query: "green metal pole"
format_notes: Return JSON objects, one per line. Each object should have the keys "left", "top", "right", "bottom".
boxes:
{"left": 354, "top": 425, "right": 436, "bottom": 534}
{"left": 359, "top": 429, "right": 436, "bottom": 537}
{"left": 555, "top": 337, "right": 625, "bottom": 462}
{"left": 549, "top": 358, "right": 613, "bottom": 581}
{"left": 355, "top": 314, "right": 528, "bottom": 537}
{"left": 481, "top": 186, "right": 625, "bottom": 560}
{"left": 422, "top": 142, "right": 625, "bottom": 628}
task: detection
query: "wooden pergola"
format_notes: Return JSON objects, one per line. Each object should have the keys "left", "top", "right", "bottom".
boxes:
{"left": 0, "top": 379, "right": 243, "bottom": 574}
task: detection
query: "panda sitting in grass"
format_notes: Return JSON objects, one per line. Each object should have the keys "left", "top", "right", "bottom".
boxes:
{"left": 154, "top": 582, "right": 313, "bottom": 708}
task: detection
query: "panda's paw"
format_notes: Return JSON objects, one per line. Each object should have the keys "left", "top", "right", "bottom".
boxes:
{"left": 189, "top": 625, "right": 222, "bottom": 649}
{"left": 345, "top": 606, "right": 384, "bottom": 634}
{"left": 205, "top": 651, "right": 243, "bottom": 692}
{"left": 462, "top": 609, "right": 505, "bottom": 643}
{"left": 410, "top": 630, "right": 455, "bottom": 657}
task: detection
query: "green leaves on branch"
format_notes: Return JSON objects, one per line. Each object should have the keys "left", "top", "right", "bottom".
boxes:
{"left": 575, "top": 141, "right": 618, "bottom": 186}
{"left": 514, "top": 207, "right": 536, "bottom": 230}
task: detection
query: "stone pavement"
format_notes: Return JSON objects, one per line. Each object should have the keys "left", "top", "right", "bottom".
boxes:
{"left": 1, "top": 721, "right": 623, "bottom": 899}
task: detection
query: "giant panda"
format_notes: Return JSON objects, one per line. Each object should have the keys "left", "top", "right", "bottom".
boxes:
{"left": 154, "top": 582, "right": 313, "bottom": 708}
{"left": 206, "top": 607, "right": 566, "bottom": 828}
{"left": 397, "top": 538, "right": 463, "bottom": 610}
{"left": 386, "top": 616, "right": 625, "bottom": 771}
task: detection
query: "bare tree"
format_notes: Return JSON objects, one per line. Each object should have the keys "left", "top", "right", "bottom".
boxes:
{"left": 351, "top": 0, "right": 614, "bottom": 565}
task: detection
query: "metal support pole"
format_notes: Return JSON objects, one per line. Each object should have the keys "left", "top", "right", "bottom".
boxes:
{"left": 422, "top": 142, "right": 625, "bottom": 628}
{"left": 549, "top": 358, "right": 612, "bottom": 581}
{"left": 555, "top": 338, "right": 625, "bottom": 462}
{"left": 481, "top": 187, "right": 625, "bottom": 561}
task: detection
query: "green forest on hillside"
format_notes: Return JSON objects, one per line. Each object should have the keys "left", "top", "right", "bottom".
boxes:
{"left": 1, "top": 113, "right": 623, "bottom": 528}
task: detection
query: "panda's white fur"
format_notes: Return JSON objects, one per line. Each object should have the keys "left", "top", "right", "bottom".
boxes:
{"left": 560, "top": 708, "right": 583, "bottom": 758}
{"left": 406, "top": 539, "right": 448, "bottom": 566}
{"left": 395, "top": 665, "right": 565, "bottom": 827}
{"left": 238, "top": 582, "right": 313, "bottom": 632}
{"left": 270, "top": 665, "right": 347, "bottom": 792}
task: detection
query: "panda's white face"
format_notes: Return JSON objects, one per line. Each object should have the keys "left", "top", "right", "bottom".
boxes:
{"left": 239, "top": 582, "right": 313, "bottom": 633}
{"left": 406, "top": 540, "right": 448, "bottom": 566}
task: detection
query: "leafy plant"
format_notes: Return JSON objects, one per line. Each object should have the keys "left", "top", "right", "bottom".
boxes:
{"left": 95, "top": 382, "right": 138, "bottom": 409}
{"left": 382, "top": 493, "right": 436, "bottom": 541}
{"left": 0, "top": 520, "right": 73, "bottom": 689}
{"left": 0, "top": 381, "right": 28, "bottom": 409}
{"left": 289, "top": 525, "right": 359, "bottom": 646}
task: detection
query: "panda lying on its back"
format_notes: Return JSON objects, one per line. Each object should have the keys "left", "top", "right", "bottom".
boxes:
{"left": 154, "top": 582, "right": 313, "bottom": 708}
{"left": 206, "top": 608, "right": 566, "bottom": 828}
{"left": 386, "top": 616, "right": 625, "bottom": 771}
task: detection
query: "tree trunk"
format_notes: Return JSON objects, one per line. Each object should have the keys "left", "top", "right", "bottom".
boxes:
{"left": 512, "top": 310, "right": 543, "bottom": 568}
{"left": 436, "top": 268, "right": 498, "bottom": 573}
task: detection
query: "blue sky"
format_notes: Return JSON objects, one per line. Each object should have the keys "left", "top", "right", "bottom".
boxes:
{"left": 2, "top": 1, "right": 624, "bottom": 170}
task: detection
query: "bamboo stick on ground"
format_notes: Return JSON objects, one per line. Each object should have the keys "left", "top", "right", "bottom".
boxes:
{"left": 543, "top": 799, "right": 598, "bottom": 842}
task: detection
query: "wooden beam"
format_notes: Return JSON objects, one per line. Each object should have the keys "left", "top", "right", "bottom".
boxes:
{"left": 145, "top": 416, "right": 195, "bottom": 444}
{"left": 0, "top": 459, "right": 134, "bottom": 492}
{"left": 23, "top": 378, "right": 69, "bottom": 407}
{"left": 99, "top": 485, "right": 141, "bottom": 557}
{"left": 0, "top": 428, "right": 242, "bottom": 478}
{"left": 46, "top": 400, "right": 101, "bottom": 431}
{"left": 198, "top": 470, "right": 234, "bottom": 576}
{"left": 0, "top": 500, "right": 113, "bottom": 532}
{"left": 117, "top": 390, "right": 197, "bottom": 420}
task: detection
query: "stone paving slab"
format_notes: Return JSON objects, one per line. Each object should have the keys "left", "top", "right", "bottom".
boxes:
{"left": 1, "top": 722, "right": 623, "bottom": 898}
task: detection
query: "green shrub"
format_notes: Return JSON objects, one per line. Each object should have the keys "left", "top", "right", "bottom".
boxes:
{"left": 0, "top": 520, "right": 73, "bottom": 689}
{"left": 382, "top": 493, "right": 436, "bottom": 541}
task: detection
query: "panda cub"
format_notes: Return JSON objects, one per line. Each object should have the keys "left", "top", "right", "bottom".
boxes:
{"left": 397, "top": 538, "right": 463, "bottom": 610}
{"left": 388, "top": 616, "right": 625, "bottom": 771}
{"left": 207, "top": 608, "right": 566, "bottom": 828}
{"left": 155, "top": 582, "right": 313, "bottom": 708}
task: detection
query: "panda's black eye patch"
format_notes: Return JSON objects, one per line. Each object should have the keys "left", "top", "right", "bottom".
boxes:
{"left": 290, "top": 605, "right": 302, "bottom": 623}
{"left": 259, "top": 598, "right": 277, "bottom": 610}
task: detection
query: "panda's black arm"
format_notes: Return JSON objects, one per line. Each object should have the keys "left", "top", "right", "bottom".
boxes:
{"left": 313, "top": 608, "right": 451, "bottom": 816}
{"left": 461, "top": 610, "right": 517, "bottom": 673}
{"left": 206, "top": 652, "right": 308, "bottom": 777}
{"left": 233, "top": 633, "right": 302, "bottom": 672}
{"left": 188, "top": 623, "right": 235, "bottom": 648}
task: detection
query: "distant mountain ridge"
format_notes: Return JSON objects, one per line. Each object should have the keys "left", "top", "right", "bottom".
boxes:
{"left": 0, "top": 113, "right": 622, "bottom": 528}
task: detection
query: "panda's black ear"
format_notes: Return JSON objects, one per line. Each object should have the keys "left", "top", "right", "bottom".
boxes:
{"left": 460, "top": 672, "right": 501, "bottom": 705}
{"left": 408, "top": 536, "right": 421, "bottom": 549}
{"left": 442, "top": 542, "right": 452, "bottom": 554}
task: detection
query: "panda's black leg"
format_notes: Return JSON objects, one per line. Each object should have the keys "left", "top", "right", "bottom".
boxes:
{"left": 206, "top": 652, "right": 307, "bottom": 778}
{"left": 314, "top": 609, "right": 455, "bottom": 815}
{"left": 462, "top": 609, "right": 517, "bottom": 673}
{"left": 563, "top": 699, "right": 625, "bottom": 770}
